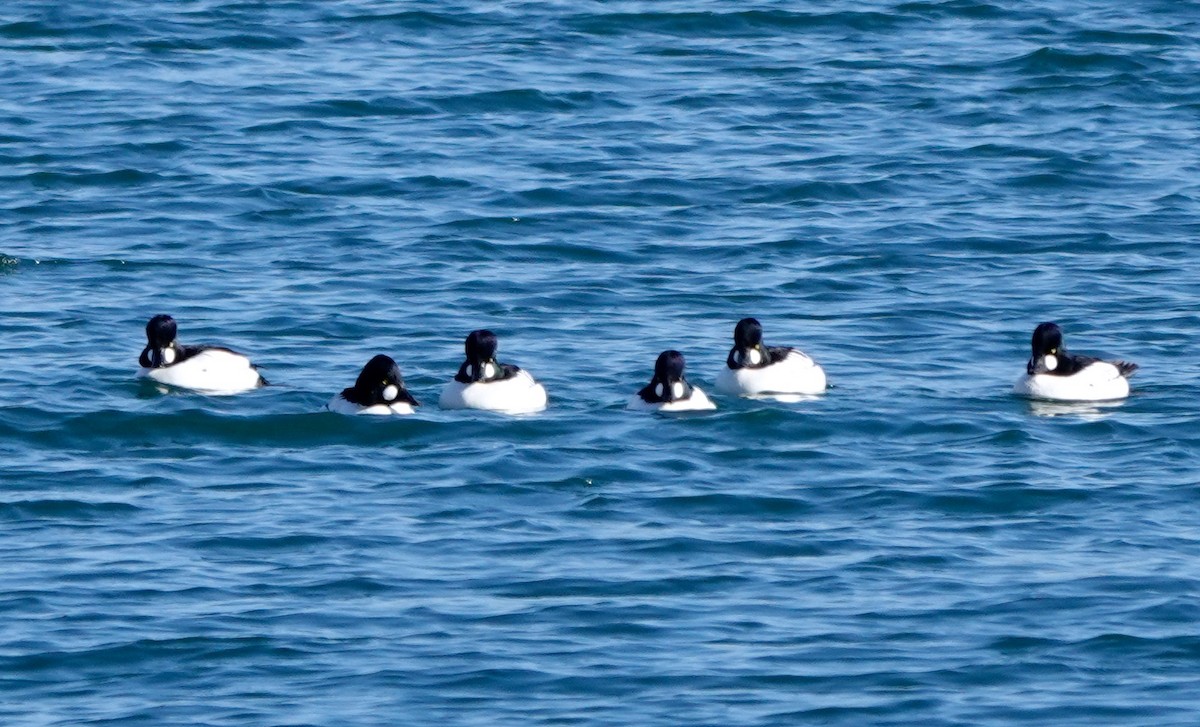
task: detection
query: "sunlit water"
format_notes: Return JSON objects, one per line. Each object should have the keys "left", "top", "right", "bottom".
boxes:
{"left": 3, "top": 1, "right": 1200, "bottom": 725}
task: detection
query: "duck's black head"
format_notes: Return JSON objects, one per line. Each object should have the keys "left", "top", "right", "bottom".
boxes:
{"left": 140, "top": 314, "right": 180, "bottom": 368}
{"left": 460, "top": 329, "right": 502, "bottom": 382}
{"left": 146, "top": 314, "right": 178, "bottom": 349}
{"left": 352, "top": 354, "right": 418, "bottom": 406}
{"left": 639, "top": 349, "right": 692, "bottom": 403}
{"left": 1031, "top": 322, "right": 1063, "bottom": 357}
{"left": 729, "top": 317, "right": 774, "bottom": 369}
{"left": 654, "top": 349, "right": 687, "bottom": 383}
{"left": 465, "top": 329, "right": 498, "bottom": 362}
{"left": 1027, "top": 321, "right": 1065, "bottom": 375}
{"left": 733, "top": 318, "right": 764, "bottom": 348}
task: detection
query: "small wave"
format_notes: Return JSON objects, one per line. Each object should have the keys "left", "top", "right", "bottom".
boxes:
{"left": 0, "top": 499, "right": 141, "bottom": 521}
{"left": 504, "top": 179, "right": 696, "bottom": 209}
{"left": 1072, "top": 29, "right": 1183, "bottom": 48}
{"left": 567, "top": 10, "right": 903, "bottom": 37}
{"left": 0, "top": 19, "right": 135, "bottom": 40}
{"left": 1004, "top": 172, "right": 1089, "bottom": 190}
{"left": 14, "top": 169, "right": 166, "bottom": 189}
{"left": 207, "top": 33, "right": 303, "bottom": 51}
{"left": 3, "top": 636, "right": 287, "bottom": 673}
{"left": 494, "top": 573, "right": 750, "bottom": 599}
{"left": 294, "top": 97, "right": 436, "bottom": 119}
{"left": 1005, "top": 47, "right": 1151, "bottom": 74}
{"left": 334, "top": 10, "right": 475, "bottom": 29}
{"left": 135, "top": 38, "right": 215, "bottom": 53}
{"left": 649, "top": 492, "right": 813, "bottom": 518}
{"left": 896, "top": 0, "right": 1007, "bottom": 20}
{"left": 190, "top": 533, "right": 331, "bottom": 553}
{"left": 35, "top": 408, "right": 454, "bottom": 451}
{"left": 270, "top": 176, "right": 414, "bottom": 198}
{"left": 426, "top": 89, "right": 613, "bottom": 115}
{"left": 742, "top": 179, "right": 899, "bottom": 205}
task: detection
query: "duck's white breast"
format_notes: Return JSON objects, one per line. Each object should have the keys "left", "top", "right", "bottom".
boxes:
{"left": 326, "top": 395, "right": 364, "bottom": 415}
{"left": 627, "top": 386, "right": 717, "bottom": 413}
{"left": 326, "top": 395, "right": 415, "bottom": 416}
{"left": 1013, "top": 361, "right": 1130, "bottom": 402}
{"left": 439, "top": 369, "right": 547, "bottom": 414}
{"left": 715, "top": 350, "right": 826, "bottom": 397}
{"left": 137, "top": 349, "right": 262, "bottom": 395}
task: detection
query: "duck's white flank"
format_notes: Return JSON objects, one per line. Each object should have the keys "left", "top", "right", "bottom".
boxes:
{"left": 439, "top": 369, "right": 548, "bottom": 414}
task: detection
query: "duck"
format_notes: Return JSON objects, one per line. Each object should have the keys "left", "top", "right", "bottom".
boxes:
{"left": 1013, "top": 321, "right": 1137, "bottom": 401}
{"left": 439, "top": 329, "right": 547, "bottom": 414}
{"left": 136, "top": 314, "right": 266, "bottom": 394}
{"left": 328, "top": 354, "right": 419, "bottom": 415}
{"left": 714, "top": 317, "right": 826, "bottom": 398}
{"left": 629, "top": 350, "right": 716, "bottom": 412}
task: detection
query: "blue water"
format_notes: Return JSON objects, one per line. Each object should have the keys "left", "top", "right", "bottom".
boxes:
{"left": 4, "top": 1, "right": 1200, "bottom": 724}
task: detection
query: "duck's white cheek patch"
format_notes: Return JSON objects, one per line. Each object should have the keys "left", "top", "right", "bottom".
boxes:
{"left": 483, "top": 363, "right": 496, "bottom": 379}
{"left": 161, "top": 348, "right": 176, "bottom": 365}
{"left": 672, "top": 382, "right": 685, "bottom": 398}
{"left": 748, "top": 349, "right": 762, "bottom": 365}
{"left": 654, "top": 383, "right": 664, "bottom": 398}
{"left": 382, "top": 385, "right": 399, "bottom": 401}
{"left": 1043, "top": 354, "right": 1057, "bottom": 371}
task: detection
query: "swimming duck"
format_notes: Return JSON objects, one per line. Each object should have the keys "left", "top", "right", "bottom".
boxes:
{"left": 714, "top": 317, "right": 826, "bottom": 398}
{"left": 1013, "top": 322, "right": 1137, "bottom": 401}
{"left": 136, "top": 314, "right": 265, "bottom": 394}
{"left": 439, "top": 329, "right": 547, "bottom": 414}
{"left": 629, "top": 350, "right": 716, "bottom": 412}
{"left": 328, "top": 354, "right": 419, "bottom": 415}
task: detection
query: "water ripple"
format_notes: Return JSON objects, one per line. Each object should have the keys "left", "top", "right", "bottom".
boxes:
{"left": 2, "top": 0, "right": 1200, "bottom": 724}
